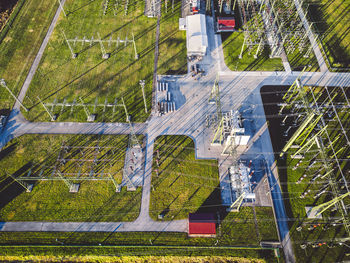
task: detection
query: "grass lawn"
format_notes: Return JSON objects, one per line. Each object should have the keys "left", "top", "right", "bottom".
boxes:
{"left": 219, "top": 207, "right": 279, "bottom": 246}
{"left": 150, "top": 135, "right": 220, "bottom": 220}
{"left": 285, "top": 46, "right": 319, "bottom": 72}
{"left": 0, "top": 245, "right": 276, "bottom": 262}
{"left": 21, "top": 0, "right": 156, "bottom": 123}
{"left": 157, "top": 0, "right": 187, "bottom": 75}
{"left": 0, "top": 134, "right": 141, "bottom": 222}
{"left": 0, "top": 0, "right": 58, "bottom": 111}
{"left": 222, "top": 32, "right": 284, "bottom": 71}
{"left": 0, "top": 255, "right": 270, "bottom": 263}
{"left": 255, "top": 207, "right": 279, "bottom": 242}
{"left": 307, "top": 0, "right": 350, "bottom": 70}
{"left": 219, "top": 207, "right": 259, "bottom": 246}
{"left": 0, "top": 232, "right": 278, "bottom": 262}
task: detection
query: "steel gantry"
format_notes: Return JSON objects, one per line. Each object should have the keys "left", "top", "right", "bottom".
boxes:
{"left": 4, "top": 139, "right": 126, "bottom": 193}
{"left": 209, "top": 75, "right": 224, "bottom": 145}
{"left": 237, "top": 0, "right": 312, "bottom": 59}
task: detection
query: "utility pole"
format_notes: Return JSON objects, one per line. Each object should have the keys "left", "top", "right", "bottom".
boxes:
{"left": 109, "top": 173, "right": 121, "bottom": 192}
{"left": 139, "top": 80, "right": 147, "bottom": 113}
{"left": 132, "top": 33, "right": 139, "bottom": 59}
{"left": 311, "top": 192, "right": 350, "bottom": 218}
{"left": 121, "top": 97, "right": 140, "bottom": 147}
{"left": 206, "top": 0, "right": 211, "bottom": 12}
{"left": 121, "top": 96, "right": 130, "bottom": 122}
{"left": 209, "top": 75, "right": 224, "bottom": 145}
{"left": 238, "top": 35, "right": 246, "bottom": 59}
{"left": 0, "top": 79, "right": 28, "bottom": 112}
{"left": 57, "top": 0, "right": 67, "bottom": 17}
{"left": 254, "top": 38, "right": 264, "bottom": 58}
{"left": 227, "top": 193, "right": 245, "bottom": 212}
{"left": 219, "top": 0, "right": 224, "bottom": 14}
{"left": 57, "top": 170, "right": 73, "bottom": 190}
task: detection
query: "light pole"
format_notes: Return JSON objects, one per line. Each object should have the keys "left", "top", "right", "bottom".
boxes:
{"left": 0, "top": 79, "right": 28, "bottom": 112}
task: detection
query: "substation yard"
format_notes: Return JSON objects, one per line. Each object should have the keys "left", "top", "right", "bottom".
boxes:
{"left": 21, "top": 0, "right": 157, "bottom": 123}
{"left": 0, "top": 134, "right": 142, "bottom": 222}
{"left": 0, "top": 0, "right": 350, "bottom": 262}
{"left": 221, "top": 0, "right": 320, "bottom": 72}
{"left": 262, "top": 84, "right": 350, "bottom": 262}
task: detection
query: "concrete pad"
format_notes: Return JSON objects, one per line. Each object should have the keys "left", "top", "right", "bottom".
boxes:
{"left": 305, "top": 206, "right": 322, "bottom": 219}
{"left": 69, "top": 183, "right": 80, "bottom": 193}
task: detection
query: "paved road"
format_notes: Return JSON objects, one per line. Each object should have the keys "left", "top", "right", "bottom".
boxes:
{"left": 0, "top": 110, "right": 147, "bottom": 149}
{"left": 0, "top": 220, "right": 187, "bottom": 232}
{"left": 15, "top": 0, "right": 67, "bottom": 108}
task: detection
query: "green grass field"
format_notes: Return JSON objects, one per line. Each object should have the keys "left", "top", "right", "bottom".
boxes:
{"left": 256, "top": 207, "right": 279, "bottom": 242}
{"left": 157, "top": 0, "right": 187, "bottom": 75}
{"left": 307, "top": 0, "right": 350, "bottom": 70}
{"left": 0, "top": 245, "right": 276, "bottom": 262}
{"left": 0, "top": 255, "right": 270, "bottom": 263}
{"left": 150, "top": 135, "right": 220, "bottom": 220}
{"left": 0, "top": 0, "right": 58, "bottom": 111}
{"left": 20, "top": 0, "right": 156, "bottom": 123}
{"left": 0, "top": 134, "right": 141, "bottom": 222}
{"left": 285, "top": 46, "right": 319, "bottom": 72}
{"left": 222, "top": 32, "right": 284, "bottom": 71}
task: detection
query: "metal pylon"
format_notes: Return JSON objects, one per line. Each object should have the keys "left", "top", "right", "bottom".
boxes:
{"left": 121, "top": 97, "right": 140, "bottom": 148}
{"left": 57, "top": 170, "right": 73, "bottom": 189}
{"left": 210, "top": 75, "right": 224, "bottom": 145}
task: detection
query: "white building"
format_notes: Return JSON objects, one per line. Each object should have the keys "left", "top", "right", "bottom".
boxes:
{"left": 185, "top": 14, "right": 208, "bottom": 58}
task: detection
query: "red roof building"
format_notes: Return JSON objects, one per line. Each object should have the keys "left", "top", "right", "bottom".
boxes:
{"left": 217, "top": 17, "right": 236, "bottom": 32}
{"left": 188, "top": 213, "right": 216, "bottom": 237}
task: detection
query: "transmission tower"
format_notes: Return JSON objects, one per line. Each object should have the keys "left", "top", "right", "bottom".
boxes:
{"left": 209, "top": 75, "right": 224, "bottom": 145}
{"left": 121, "top": 97, "right": 140, "bottom": 148}
{"left": 139, "top": 80, "right": 147, "bottom": 113}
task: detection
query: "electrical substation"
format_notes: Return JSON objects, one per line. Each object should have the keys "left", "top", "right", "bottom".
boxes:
{"left": 0, "top": 0, "right": 349, "bottom": 261}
